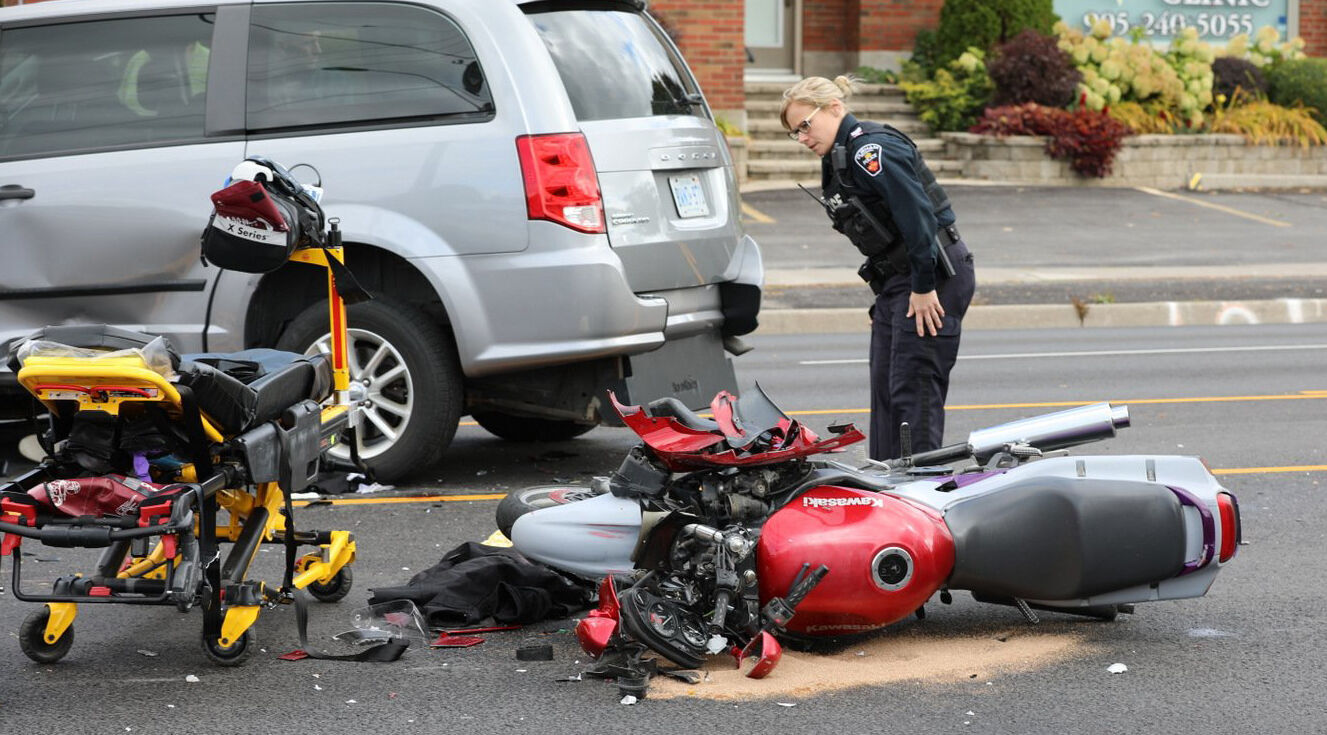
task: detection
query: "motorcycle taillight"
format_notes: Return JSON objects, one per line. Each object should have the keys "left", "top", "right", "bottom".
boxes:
{"left": 1216, "top": 492, "right": 1240, "bottom": 563}
{"left": 515, "top": 133, "right": 605, "bottom": 234}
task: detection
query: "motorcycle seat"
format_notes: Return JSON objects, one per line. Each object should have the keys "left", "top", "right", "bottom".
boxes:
{"left": 944, "top": 475, "right": 1187, "bottom": 600}
{"left": 647, "top": 397, "right": 719, "bottom": 433}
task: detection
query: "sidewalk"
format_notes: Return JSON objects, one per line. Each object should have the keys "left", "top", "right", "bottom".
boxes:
{"left": 746, "top": 180, "right": 1327, "bottom": 335}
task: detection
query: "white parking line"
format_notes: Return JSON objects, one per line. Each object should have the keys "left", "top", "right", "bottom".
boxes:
{"left": 800, "top": 343, "right": 1327, "bottom": 365}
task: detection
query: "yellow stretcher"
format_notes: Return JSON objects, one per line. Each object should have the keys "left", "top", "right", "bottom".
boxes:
{"left": 0, "top": 226, "right": 361, "bottom": 665}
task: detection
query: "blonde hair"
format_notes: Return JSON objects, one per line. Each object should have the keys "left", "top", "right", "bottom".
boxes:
{"left": 780, "top": 75, "right": 857, "bottom": 129}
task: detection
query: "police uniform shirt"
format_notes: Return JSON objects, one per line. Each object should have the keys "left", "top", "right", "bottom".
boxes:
{"left": 820, "top": 113, "right": 956, "bottom": 294}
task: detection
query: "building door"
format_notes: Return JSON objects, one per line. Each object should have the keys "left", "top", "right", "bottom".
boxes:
{"left": 745, "top": 0, "right": 796, "bottom": 73}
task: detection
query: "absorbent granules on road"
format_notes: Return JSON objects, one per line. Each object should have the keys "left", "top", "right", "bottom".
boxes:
{"left": 649, "top": 624, "right": 1099, "bottom": 701}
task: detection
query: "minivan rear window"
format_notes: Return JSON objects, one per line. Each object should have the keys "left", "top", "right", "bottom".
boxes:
{"left": 247, "top": 2, "right": 493, "bottom": 131}
{"left": 525, "top": 4, "right": 703, "bottom": 122}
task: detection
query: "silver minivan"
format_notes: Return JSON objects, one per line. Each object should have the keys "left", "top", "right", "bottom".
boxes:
{"left": 0, "top": 0, "right": 762, "bottom": 481}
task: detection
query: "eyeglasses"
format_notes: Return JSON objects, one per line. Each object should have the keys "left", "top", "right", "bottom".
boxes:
{"left": 786, "top": 107, "right": 822, "bottom": 141}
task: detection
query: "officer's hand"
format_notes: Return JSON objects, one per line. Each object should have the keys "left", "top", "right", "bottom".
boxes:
{"left": 907, "top": 291, "right": 945, "bottom": 337}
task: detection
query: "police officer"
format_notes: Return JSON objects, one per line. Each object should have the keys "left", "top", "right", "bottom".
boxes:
{"left": 782, "top": 75, "right": 976, "bottom": 461}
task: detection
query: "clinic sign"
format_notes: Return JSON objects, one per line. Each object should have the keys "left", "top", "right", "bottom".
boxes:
{"left": 1054, "top": 0, "right": 1292, "bottom": 42}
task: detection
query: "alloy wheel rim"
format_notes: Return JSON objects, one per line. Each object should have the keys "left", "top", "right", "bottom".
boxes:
{"left": 307, "top": 327, "right": 414, "bottom": 461}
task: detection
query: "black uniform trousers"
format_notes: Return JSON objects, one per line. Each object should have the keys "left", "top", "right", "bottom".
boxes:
{"left": 868, "top": 238, "right": 976, "bottom": 461}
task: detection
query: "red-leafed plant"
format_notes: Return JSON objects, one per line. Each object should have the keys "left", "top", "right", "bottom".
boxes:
{"left": 987, "top": 29, "right": 1081, "bottom": 108}
{"left": 971, "top": 101, "right": 1133, "bottom": 178}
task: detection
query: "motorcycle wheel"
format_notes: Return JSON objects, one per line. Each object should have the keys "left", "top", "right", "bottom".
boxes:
{"left": 495, "top": 484, "right": 606, "bottom": 538}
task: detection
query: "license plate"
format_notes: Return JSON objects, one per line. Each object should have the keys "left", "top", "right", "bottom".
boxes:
{"left": 668, "top": 174, "right": 709, "bottom": 219}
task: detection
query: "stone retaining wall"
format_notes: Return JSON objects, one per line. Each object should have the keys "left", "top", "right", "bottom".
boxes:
{"left": 940, "top": 132, "right": 1327, "bottom": 188}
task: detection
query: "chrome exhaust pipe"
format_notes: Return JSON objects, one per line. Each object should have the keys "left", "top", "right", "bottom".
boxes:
{"left": 967, "top": 402, "right": 1130, "bottom": 461}
{"left": 882, "top": 402, "right": 1130, "bottom": 468}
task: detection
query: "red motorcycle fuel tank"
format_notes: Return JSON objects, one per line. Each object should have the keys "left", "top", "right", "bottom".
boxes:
{"left": 757, "top": 486, "right": 955, "bottom": 636}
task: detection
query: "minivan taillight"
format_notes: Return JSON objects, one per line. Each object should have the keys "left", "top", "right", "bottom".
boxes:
{"left": 515, "top": 133, "right": 605, "bottom": 234}
{"left": 1216, "top": 491, "right": 1240, "bottom": 563}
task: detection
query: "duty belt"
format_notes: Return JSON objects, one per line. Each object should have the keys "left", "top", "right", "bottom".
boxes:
{"left": 939, "top": 224, "right": 961, "bottom": 246}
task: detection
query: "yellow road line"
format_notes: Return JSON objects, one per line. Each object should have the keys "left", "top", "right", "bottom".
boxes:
{"left": 740, "top": 200, "right": 775, "bottom": 224}
{"left": 294, "top": 493, "right": 505, "bottom": 507}
{"left": 783, "top": 391, "right": 1327, "bottom": 415}
{"left": 1135, "top": 186, "right": 1292, "bottom": 228}
{"left": 1213, "top": 465, "right": 1327, "bottom": 475}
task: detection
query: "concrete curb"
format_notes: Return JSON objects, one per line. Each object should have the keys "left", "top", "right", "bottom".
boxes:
{"left": 740, "top": 176, "right": 1327, "bottom": 194}
{"left": 755, "top": 298, "right": 1327, "bottom": 335}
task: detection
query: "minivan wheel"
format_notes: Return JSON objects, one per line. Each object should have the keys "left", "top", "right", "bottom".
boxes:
{"left": 277, "top": 297, "right": 462, "bottom": 483}
{"left": 472, "top": 411, "right": 596, "bottom": 442}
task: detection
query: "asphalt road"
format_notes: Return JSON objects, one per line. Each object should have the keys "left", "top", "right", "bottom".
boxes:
{"left": 1, "top": 323, "right": 1324, "bottom": 733}
{"left": 746, "top": 185, "right": 1327, "bottom": 308}
{"left": 746, "top": 185, "right": 1327, "bottom": 271}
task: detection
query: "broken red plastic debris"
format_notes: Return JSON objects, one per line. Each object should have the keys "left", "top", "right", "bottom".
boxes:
{"left": 431, "top": 634, "right": 484, "bottom": 648}
{"left": 278, "top": 650, "right": 311, "bottom": 661}
{"left": 736, "top": 631, "right": 782, "bottom": 679}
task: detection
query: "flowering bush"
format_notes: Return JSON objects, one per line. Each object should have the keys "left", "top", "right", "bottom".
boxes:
{"left": 1220, "top": 26, "right": 1306, "bottom": 68}
{"left": 987, "top": 29, "right": 1081, "bottom": 108}
{"left": 971, "top": 101, "right": 1133, "bottom": 177}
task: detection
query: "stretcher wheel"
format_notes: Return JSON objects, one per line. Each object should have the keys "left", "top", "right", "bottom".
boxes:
{"left": 307, "top": 566, "right": 354, "bottom": 603}
{"left": 201, "top": 628, "right": 255, "bottom": 667}
{"left": 19, "top": 608, "right": 74, "bottom": 664}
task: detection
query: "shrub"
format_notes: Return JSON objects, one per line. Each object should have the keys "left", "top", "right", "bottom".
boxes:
{"left": 971, "top": 102, "right": 1133, "bottom": 177}
{"left": 853, "top": 65, "right": 899, "bottom": 85}
{"left": 1107, "top": 101, "right": 1179, "bottom": 134}
{"left": 1212, "top": 57, "right": 1268, "bottom": 102}
{"left": 910, "top": 29, "right": 942, "bottom": 79}
{"left": 935, "top": 0, "right": 1058, "bottom": 67}
{"left": 1210, "top": 97, "right": 1327, "bottom": 147}
{"left": 900, "top": 49, "right": 993, "bottom": 132}
{"left": 1267, "top": 58, "right": 1327, "bottom": 126}
{"left": 987, "top": 29, "right": 1081, "bottom": 107}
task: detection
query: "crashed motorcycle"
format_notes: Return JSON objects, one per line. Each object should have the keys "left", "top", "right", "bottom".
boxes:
{"left": 499, "top": 387, "right": 1241, "bottom": 688}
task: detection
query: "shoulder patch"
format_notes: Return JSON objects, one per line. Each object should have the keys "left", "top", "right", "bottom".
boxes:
{"left": 854, "top": 143, "right": 883, "bottom": 177}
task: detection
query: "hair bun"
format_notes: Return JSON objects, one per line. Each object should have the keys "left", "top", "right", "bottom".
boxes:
{"left": 833, "top": 75, "right": 857, "bottom": 97}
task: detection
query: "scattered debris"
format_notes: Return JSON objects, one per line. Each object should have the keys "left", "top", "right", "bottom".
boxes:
{"left": 620, "top": 695, "right": 638, "bottom": 705}
{"left": 556, "top": 674, "right": 583, "bottom": 683}
{"left": 346, "top": 700, "right": 357, "bottom": 705}
{"left": 314, "top": 685, "right": 323, "bottom": 691}
{"left": 184, "top": 675, "right": 200, "bottom": 683}
{"left": 136, "top": 649, "right": 158, "bottom": 657}
{"left": 289, "top": 492, "right": 320, "bottom": 501}
{"left": 777, "top": 702, "right": 797, "bottom": 708}
{"left": 1107, "top": 663, "right": 1128, "bottom": 674}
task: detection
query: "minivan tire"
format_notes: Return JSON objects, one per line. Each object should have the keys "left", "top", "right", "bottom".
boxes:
{"left": 276, "top": 297, "right": 461, "bottom": 483}
{"left": 472, "top": 411, "right": 595, "bottom": 442}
